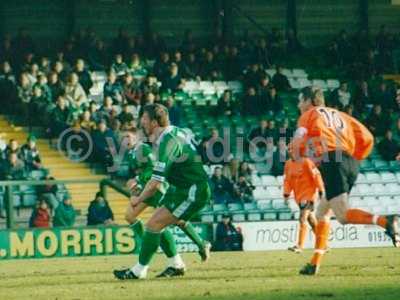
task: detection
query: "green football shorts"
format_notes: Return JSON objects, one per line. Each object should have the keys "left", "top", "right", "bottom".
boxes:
{"left": 162, "top": 182, "right": 211, "bottom": 221}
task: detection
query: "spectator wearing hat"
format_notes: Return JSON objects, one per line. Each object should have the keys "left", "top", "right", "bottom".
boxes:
{"left": 87, "top": 192, "right": 115, "bottom": 226}
{"left": 53, "top": 195, "right": 76, "bottom": 227}
{"left": 29, "top": 199, "right": 51, "bottom": 228}
{"left": 20, "top": 135, "right": 42, "bottom": 171}
{"left": 213, "top": 214, "right": 243, "bottom": 251}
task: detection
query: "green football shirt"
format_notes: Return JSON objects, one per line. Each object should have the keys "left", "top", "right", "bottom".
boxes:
{"left": 151, "top": 126, "right": 208, "bottom": 188}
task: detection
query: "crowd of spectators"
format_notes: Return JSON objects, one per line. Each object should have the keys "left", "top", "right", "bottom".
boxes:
{"left": 0, "top": 26, "right": 400, "bottom": 210}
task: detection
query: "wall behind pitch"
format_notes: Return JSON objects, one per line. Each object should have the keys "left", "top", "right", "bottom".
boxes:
{"left": 369, "top": 0, "right": 400, "bottom": 34}
{"left": 3, "top": 0, "right": 67, "bottom": 47}
{"left": 74, "top": 0, "right": 142, "bottom": 39}
{"left": 233, "top": 0, "right": 286, "bottom": 37}
{"left": 149, "top": 0, "right": 214, "bottom": 46}
{"left": 297, "top": 0, "right": 359, "bottom": 46}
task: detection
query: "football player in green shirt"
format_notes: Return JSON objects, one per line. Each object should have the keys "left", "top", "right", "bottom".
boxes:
{"left": 115, "top": 110, "right": 211, "bottom": 279}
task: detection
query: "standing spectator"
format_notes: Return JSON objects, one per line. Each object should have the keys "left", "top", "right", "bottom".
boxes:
{"left": 20, "top": 135, "right": 42, "bottom": 171}
{"left": 184, "top": 52, "right": 200, "bottom": 79}
{"left": 378, "top": 130, "right": 400, "bottom": 161}
{"left": 103, "top": 71, "right": 123, "bottom": 104}
{"left": 272, "top": 66, "right": 291, "bottom": 91}
{"left": 87, "top": 192, "right": 115, "bottom": 226}
{"left": 375, "top": 82, "right": 396, "bottom": 112}
{"left": 53, "top": 195, "right": 76, "bottom": 227}
{"left": 210, "top": 167, "right": 234, "bottom": 204}
{"left": 213, "top": 214, "right": 243, "bottom": 251}
{"left": 165, "top": 96, "right": 181, "bottom": 126}
{"left": 75, "top": 59, "right": 93, "bottom": 95}
{"left": 353, "top": 80, "right": 371, "bottom": 111}
{"left": 0, "top": 61, "right": 16, "bottom": 114}
{"left": 217, "top": 90, "right": 236, "bottom": 117}
{"left": 29, "top": 199, "right": 51, "bottom": 228}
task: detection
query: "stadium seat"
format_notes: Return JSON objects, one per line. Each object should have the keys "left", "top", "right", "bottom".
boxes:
{"left": 363, "top": 196, "right": 378, "bottom": 207}
{"left": 261, "top": 175, "right": 278, "bottom": 186}
{"left": 213, "top": 203, "right": 227, "bottom": 212}
{"left": 267, "top": 187, "right": 282, "bottom": 199}
{"left": 247, "top": 212, "right": 262, "bottom": 221}
{"left": 297, "top": 78, "right": 312, "bottom": 89}
{"left": 232, "top": 213, "right": 246, "bottom": 222}
{"left": 312, "top": 79, "right": 328, "bottom": 91}
{"left": 263, "top": 212, "right": 277, "bottom": 220}
{"left": 257, "top": 200, "right": 272, "bottom": 211}
{"left": 326, "top": 79, "right": 340, "bottom": 90}
{"left": 355, "top": 173, "right": 367, "bottom": 184}
{"left": 292, "top": 69, "right": 308, "bottom": 79}
{"left": 228, "top": 203, "right": 244, "bottom": 212}
{"left": 365, "top": 172, "right": 381, "bottom": 184}
{"left": 276, "top": 176, "right": 284, "bottom": 185}
{"left": 370, "top": 183, "right": 386, "bottom": 196}
{"left": 253, "top": 187, "right": 267, "bottom": 200}
{"left": 279, "top": 212, "right": 292, "bottom": 220}
{"left": 380, "top": 172, "right": 397, "bottom": 183}
{"left": 373, "top": 159, "right": 390, "bottom": 171}
{"left": 386, "top": 183, "right": 400, "bottom": 195}
{"left": 200, "top": 214, "right": 214, "bottom": 223}
{"left": 360, "top": 160, "right": 374, "bottom": 172}
{"left": 244, "top": 202, "right": 258, "bottom": 211}
{"left": 265, "top": 69, "right": 276, "bottom": 77}
{"left": 271, "top": 199, "right": 289, "bottom": 210}
{"left": 22, "top": 194, "right": 37, "bottom": 207}
{"left": 288, "top": 78, "right": 301, "bottom": 90}
{"left": 251, "top": 175, "right": 263, "bottom": 187}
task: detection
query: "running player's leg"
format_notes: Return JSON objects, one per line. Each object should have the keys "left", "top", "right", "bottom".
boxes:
{"left": 178, "top": 221, "right": 211, "bottom": 262}
{"left": 125, "top": 202, "right": 148, "bottom": 251}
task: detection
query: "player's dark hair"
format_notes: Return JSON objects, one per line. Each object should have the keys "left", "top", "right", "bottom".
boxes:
{"left": 142, "top": 103, "right": 170, "bottom": 127}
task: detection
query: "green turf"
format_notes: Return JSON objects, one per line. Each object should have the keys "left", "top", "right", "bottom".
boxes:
{"left": 0, "top": 248, "right": 399, "bottom": 300}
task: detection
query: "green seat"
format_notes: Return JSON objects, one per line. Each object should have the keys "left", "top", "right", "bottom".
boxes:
{"left": 373, "top": 159, "right": 390, "bottom": 171}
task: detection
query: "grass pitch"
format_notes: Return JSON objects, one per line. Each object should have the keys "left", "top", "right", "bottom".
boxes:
{"left": 0, "top": 248, "right": 399, "bottom": 300}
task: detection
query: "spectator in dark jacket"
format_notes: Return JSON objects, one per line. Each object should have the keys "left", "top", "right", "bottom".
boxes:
{"left": 75, "top": 59, "right": 93, "bottom": 95}
{"left": 378, "top": 130, "right": 400, "bottom": 161}
{"left": 213, "top": 214, "right": 243, "bottom": 251}
{"left": 91, "top": 119, "right": 117, "bottom": 165}
{"left": 49, "top": 95, "right": 71, "bottom": 137}
{"left": 37, "top": 175, "right": 60, "bottom": 210}
{"left": 165, "top": 97, "right": 181, "bottom": 126}
{"left": 0, "top": 152, "right": 26, "bottom": 180}
{"left": 87, "top": 192, "right": 115, "bottom": 226}
{"left": 29, "top": 200, "right": 51, "bottom": 228}
{"left": 271, "top": 66, "right": 291, "bottom": 91}
{"left": 217, "top": 90, "right": 236, "bottom": 117}
{"left": 366, "top": 104, "right": 391, "bottom": 137}
{"left": 210, "top": 167, "right": 233, "bottom": 204}
{"left": 103, "top": 71, "right": 123, "bottom": 104}
{"left": 53, "top": 195, "right": 76, "bottom": 227}
{"left": 242, "top": 87, "right": 264, "bottom": 116}
{"left": 162, "top": 63, "right": 183, "bottom": 92}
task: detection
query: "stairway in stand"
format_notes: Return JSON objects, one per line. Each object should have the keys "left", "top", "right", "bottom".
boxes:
{"left": 0, "top": 116, "right": 154, "bottom": 224}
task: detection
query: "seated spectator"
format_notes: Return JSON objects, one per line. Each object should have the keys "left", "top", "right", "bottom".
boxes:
{"left": 103, "top": 71, "right": 123, "bottom": 104}
{"left": 88, "top": 101, "right": 101, "bottom": 124}
{"left": 118, "top": 103, "right": 134, "bottom": 125}
{"left": 48, "top": 72, "right": 65, "bottom": 102}
{"left": 162, "top": 63, "right": 183, "bottom": 92}
{"left": 53, "top": 195, "right": 76, "bottom": 227}
{"left": 39, "top": 56, "right": 51, "bottom": 75}
{"left": 52, "top": 60, "right": 68, "bottom": 83}
{"left": 376, "top": 82, "right": 396, "bottom": 112}
{"left": 242, "top": 86, "right": 264, "bottom": 116}
{"left": 142, "top": 74, "right": 160, "bottom": 99}
{"left": 91, "top": 119, "right": 117, "bottom": 165}
{"left": 30, "top": 85, "right": 50, "bottom": 122}
{"left": 200, "top": 51, "right": 222, "bottom": 81}
{"left": 392, "top": 118, "right": 400, "bottom": 142}
{"left": 277, "top": 119, "right": 294, "bottom": 143}
{"left": 271, "top": 66, "right": 291, "bottom": 91}
{"left": 128, "top": 53, "right": 146, "bottom": 74}
{"left": 366, "top": 104, "right": 391, "bottom": 136}
{"left": 5, "top": 139, "right": 21, "bottom": 157}
{"left": 332, "top": 81, "right": 351, "bottom": 109}
{"left": 378, "top": 130, "right": 400, "bottom": 161}
{"left": 184, "top": 52, "right": 200, "bottom": 79}
{"left": 200, "top": 128, "right": 227, "bottom": 164}
{"left": 49, "top": 95, "right": 71, "bottom": 137}
{"left": 36, "top": 175, "right": 60, "bottom": 210}
{"left": 153, "top": 52, "right": 170, "bottom": 80}
{"left": 233, "top": 175, "right": 255, "bottom": 203}
{"left": 244, "top": 63, "right": 263, "bottom": 89}
{"left": 223, "top": 157, "right": 240, "bottom": 182}
{"left": 269, "top": 86, "right": 284, "bottom": 114}
{"left": 26, "top": 63, "right": 39, "bottom": 86}
{"left": 122, "top": 73, "right": 141, "bottom": 106}
{"left": 216, "top": 90, "right": 236, "bottom": 117}
{"left": 111, "top": 53, "right": 129, "bottom": 77}
{"left": 353, "top": 80, "right": 371, "bottom": 111}
{"left": 0, "top": 152, "right": 26, "bottom": 180}
{"left": 17, "top": 72, "right": 33, "bottom": 118}
{"left": 213, "top": 214, "right": 243, "bottom": 251}
{"left": 165, "top": 96, "right": 181, "bottom": 126}
{"left": 248, "top": 120, "right": 276, "bottom": 152}
{"left": 87, "top": 192, "right": 115, "bottom": 226}
{"left": 210, "top": 167, "right": 234, "bottom": 204}
{"left": 0, "top": 61, "right": 16, "bottom": 114}
{"left": 20, "top": 135, "right": 42, "bottom": 171}
{"left": 238, "top": 161, "right": 253, "bottom": 183}
{"left": 35, "top": 74, "right": 52, "bottom": 103}
{"left": 98, "top": 96, "right": 114, "bottom": 123}
{"left": 29, "top": 199, "right": 51, "bottom": 228}
{"left": 65, "top": 72, "right": 88, "bottom": 111}
{"left": 61, "top": 120, "right": 91, "bottom": 160}
{"left": 80, "top": 110, "right": 96, "bottom": 131}
{"left": 74, "top": 59, "right": 93, "bottom": 95}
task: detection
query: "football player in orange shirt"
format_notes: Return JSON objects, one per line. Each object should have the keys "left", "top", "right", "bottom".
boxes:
{"left": 283, "top": 154, "right": 324, "bottom": 253}
{"left": 291, "top": 87, "right": 399, "bottom": 275}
